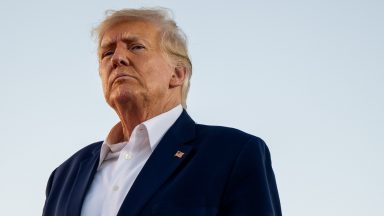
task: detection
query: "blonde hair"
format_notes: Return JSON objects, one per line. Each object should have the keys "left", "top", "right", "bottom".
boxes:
{"left": 94, "top": 7, "right": 192, "bottom": 108}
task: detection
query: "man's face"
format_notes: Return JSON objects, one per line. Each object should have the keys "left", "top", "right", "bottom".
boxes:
{"left": 98, "top": 20, "right": 175, "bottom": 109}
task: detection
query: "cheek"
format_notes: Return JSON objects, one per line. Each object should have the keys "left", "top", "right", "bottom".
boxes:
{"left": 99, "top": 70, "right": 109, "bottom": 93}
{"left": 149, "top": 60, "right": 174, "bottom": 82}
{"left": 147, "top": 70, "right": 172, "bottom": 90}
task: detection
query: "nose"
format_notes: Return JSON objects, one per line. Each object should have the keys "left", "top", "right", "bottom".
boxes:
{"left": 111, "top": 45, "right": 129, "bottom": 69}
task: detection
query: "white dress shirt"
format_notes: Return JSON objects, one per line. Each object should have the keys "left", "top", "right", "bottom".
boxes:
{"left": 81, "top": 105, "right": 183, "bottom": 216}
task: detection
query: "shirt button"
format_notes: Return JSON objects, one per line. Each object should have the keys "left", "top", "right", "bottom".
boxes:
{"left": 113, "top": 185, "right": 119, "bottom": 191}
{"left": 125, "top": 152, "right": 133, "bottom": 160}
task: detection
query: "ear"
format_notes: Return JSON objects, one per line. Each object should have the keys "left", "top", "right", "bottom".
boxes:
{"left": 169, "top": 64, "right": 187, "bottom": 88}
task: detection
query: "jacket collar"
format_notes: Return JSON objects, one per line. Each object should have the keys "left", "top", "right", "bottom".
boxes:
{"left": 67, "top": 142, "right": 102, "bottom": 216}
{"left": 117, "top": 109, "right": 196, "bottom": 216}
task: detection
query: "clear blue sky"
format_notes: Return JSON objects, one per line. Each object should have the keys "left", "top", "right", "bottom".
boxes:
{"left": 0, "top": 0, "right": 383, "bottom": 215}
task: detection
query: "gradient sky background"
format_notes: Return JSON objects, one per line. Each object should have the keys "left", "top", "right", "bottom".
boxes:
{"left": 1, "top": 0, "right": 383, "bottom": 215}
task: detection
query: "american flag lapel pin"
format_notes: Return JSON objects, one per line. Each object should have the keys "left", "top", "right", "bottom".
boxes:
{"left": 174, "top": 150, "right": 185, "bottom": 158}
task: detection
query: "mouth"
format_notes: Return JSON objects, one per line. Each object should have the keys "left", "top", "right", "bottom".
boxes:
{"left": 110, "top": 74, "right": 137, "bottom": 88}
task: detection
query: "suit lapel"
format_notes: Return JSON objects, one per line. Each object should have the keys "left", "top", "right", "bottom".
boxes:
{"left": 117, "top": 110, "right": 196, "bottom": 216}
{"left": 67, "top": 145, "right": 101, "bottom": 216}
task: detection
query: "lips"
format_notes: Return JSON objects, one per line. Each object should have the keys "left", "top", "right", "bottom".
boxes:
{"left": 114, "top": 74, "right": 130, "bottom": 81}
{"left": 110, "top": 72, "right": 137, "bottom": 88}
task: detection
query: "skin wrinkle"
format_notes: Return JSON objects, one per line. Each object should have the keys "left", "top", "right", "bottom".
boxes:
{"left": 100, "top": 35, "right": 152, "bottom": 52}
{"left": 99, "top": 20, "right": 186, "bottom": 143}
{"left": 95, "top": 14, "right": 192, "bottom": 109}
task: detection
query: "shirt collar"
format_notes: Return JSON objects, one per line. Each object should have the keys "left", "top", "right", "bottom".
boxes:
{"left": 98, "top": 105, "right": 183, "bottom": 167}
{"left": 142, "top": 104, "right": 183, "bottom": 151}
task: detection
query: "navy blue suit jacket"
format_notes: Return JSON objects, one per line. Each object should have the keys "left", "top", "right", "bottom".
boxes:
{"left": 43, "top": 111, "right": 281, "bottom": 216}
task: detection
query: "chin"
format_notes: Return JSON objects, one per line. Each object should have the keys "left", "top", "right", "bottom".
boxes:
{"left": 107, "top": 88, "right": 142, "bottom": 108}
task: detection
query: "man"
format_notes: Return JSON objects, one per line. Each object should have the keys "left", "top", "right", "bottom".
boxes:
{"left": 43, "top": 8, "right": 282, "bottom": 216}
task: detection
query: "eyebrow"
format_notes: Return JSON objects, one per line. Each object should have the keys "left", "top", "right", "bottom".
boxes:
{"left": 100, "top": 35, "right": 149, "bottom": 50}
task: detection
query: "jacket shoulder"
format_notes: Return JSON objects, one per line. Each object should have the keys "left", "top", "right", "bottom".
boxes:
{"left": 55, "top": 141, "right": 102, "bottom": 170}
{"left": 193, "top": 124, "right": 268, "bottom": 159}
{"left": 195, "top": 124, "right": 265, "bottom": 145}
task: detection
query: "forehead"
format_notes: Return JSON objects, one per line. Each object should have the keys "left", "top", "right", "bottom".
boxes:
{"left": 100, "top": 20, "right": 161, "bottom": 48}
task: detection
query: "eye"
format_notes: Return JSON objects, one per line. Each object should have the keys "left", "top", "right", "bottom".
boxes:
{"left": 102, "top": 50, "right": 114, "bottom": 59}
{"left": 130, "top": 44, "right": 145, "bottom": 51}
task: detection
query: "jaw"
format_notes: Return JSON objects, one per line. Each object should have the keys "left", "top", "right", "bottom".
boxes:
{"left": 106, "top": 86, "right": 148, "bottom": 111}
{"left": 103, "top": 84, "right": 182, "bottom": 141}
{"left": 105, "top": 81, "right": 182, "bottom": 117}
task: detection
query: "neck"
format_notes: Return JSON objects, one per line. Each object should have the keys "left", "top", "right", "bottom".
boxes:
{"left": 112, "top": 98, "right": 180, "bottom": 142}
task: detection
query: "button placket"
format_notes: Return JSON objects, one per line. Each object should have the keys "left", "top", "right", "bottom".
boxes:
{"left": 112, "top": 185, "right": 119, "bottom": 191}
{"left": 124, "top": 151, "right": 133, "bottom": 160}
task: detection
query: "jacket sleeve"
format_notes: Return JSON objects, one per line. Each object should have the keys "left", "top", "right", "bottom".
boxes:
{"left": 42, "top": 169, "right": 56, "bottom": 216}
{"left": 45, "top": 169, "right": 56, "bottom": 197}
{"left": 219, "top": 137, "right": 282, "bottom": 216}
